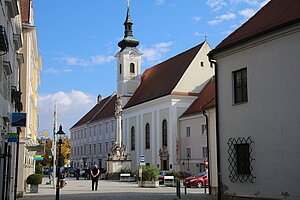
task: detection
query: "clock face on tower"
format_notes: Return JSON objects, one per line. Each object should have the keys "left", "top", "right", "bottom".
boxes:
{"left": 129, "top": 52, "right": 135, "bottom": 60}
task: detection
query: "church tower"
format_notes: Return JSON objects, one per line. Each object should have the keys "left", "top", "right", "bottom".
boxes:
{"left": 115, "top": 2, "right": 142, "bottom": 106}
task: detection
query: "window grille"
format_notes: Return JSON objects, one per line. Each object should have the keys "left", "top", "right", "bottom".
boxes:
{"left": 227, "top": 137, "right": 255, "bottom": 183}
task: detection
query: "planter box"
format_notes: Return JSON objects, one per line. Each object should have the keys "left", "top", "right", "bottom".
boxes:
{"left": 30, "top": 184, "right": 38, "bottom": 193}
{"left": 120, "top": 174, "right": 136, "bottom": 182}
{"left": 164, "top": 176, "right": 175, "bottom": 187}
{"left": 138, "top": 181, "right": 159, "bottom": 188}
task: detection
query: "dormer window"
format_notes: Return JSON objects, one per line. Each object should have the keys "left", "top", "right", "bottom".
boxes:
{"left": 130, "top": 63, "right": 135, "bottom": 73}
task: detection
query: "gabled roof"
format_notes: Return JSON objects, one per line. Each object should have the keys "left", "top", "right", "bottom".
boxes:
{"left": 181, "top": 78, "right": 215, "bottom": 118}
{"left": 124, "top": 42, "right": 205, "bottom": 109}
{"left": 70, "top": 94, "right": 116, "bottom": 129}
{"left": 20, "top": 0, "right": 31, "bottom": 23}
{"left": 211, "top": 0, "right": 300, "bottom": 53}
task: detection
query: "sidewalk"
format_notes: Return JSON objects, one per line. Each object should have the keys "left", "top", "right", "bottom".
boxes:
{"left": 19, "top": 177, "right": 217, "bottom": 200}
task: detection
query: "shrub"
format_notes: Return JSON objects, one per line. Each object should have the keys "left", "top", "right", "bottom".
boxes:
{"left": 141, "top": 166, "right": 159, "bottom": 181}
{"left": 119, "top": 168, "right": 132, "bottom": 174}
{"left": 26, "top": 174, "right": 43, "bottom": 185}
{"left": 35, "top": 164, "right": 43, "bottom": 175}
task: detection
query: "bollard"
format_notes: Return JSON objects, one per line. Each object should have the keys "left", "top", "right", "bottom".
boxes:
{"left": 176, "top": 180, "right": 181, "bottom": 199}
{"left": 184, "top": 181, "right": 187, "bottom": 194}
{"left": 204, "top": 179, "right": 207, "bottom": 194}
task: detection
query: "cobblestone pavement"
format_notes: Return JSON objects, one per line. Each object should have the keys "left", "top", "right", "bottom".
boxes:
{"left": 18, "top": 177, "right": 217, "bottom": 200}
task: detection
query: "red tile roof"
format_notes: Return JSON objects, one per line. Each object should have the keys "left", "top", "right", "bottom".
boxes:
{"left": 212, "top": 0, "right": 300, "bottom": 52}
{"left": 70, "top": 94, "right": 116, "bottom": 129}
{"left": 20, "top": 0, "right": 31, "bottom": 23}
{"left": 124, "top": 42, "right": 205, "bottom": 108}
{"left": 181, "top": 78, "right": 215, "bottom": 118}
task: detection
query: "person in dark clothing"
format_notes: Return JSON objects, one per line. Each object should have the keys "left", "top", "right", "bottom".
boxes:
{"left": 76, "top": 168, "right": 80, "bottom": 180}
{"left": 91, "top": 165, "right": 100, "bottom": 191}
{"left": 87, "top": 167, "right": 91, "bottom": 180}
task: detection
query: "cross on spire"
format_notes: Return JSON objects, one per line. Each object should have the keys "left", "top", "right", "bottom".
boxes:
{"left": 127, "top": 0, "right": 131, "bottom": 8}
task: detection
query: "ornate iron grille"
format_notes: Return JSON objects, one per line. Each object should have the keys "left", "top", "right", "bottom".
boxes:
{"left": 227, "top": 136, "right": 255, "bottom": 183}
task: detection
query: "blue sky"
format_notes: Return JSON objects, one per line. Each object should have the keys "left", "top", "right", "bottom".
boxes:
{"left": 35, "top": 0, "right": 270, "bottom": 135}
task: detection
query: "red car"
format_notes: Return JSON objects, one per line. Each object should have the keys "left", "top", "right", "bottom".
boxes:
{"left": 185, "top": 173, "right": 208, "bottom": 188}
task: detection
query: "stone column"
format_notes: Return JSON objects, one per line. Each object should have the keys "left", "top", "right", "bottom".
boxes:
{"left": 115, "top": 97, "right": 123, "bottom": 147}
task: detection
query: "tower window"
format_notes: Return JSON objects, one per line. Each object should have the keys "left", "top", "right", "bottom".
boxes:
{"left": 119, "top": 64, "right": 122, "bottom": 74}
{"left": 130, "top": 63, "right": 135, "bottom": 73}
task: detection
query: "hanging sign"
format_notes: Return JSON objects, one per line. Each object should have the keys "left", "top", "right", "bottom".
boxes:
{"left": 33, "top": 156, "right": 44, "bottom": 161}
{"left": 11, "top": 113, "right": 27, "bottom": 127}
{"left": 7, "top": 133, "right": 18, "bottom": 142}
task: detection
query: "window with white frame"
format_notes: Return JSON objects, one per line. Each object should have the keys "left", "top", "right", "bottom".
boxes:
{"left": 201, "top": 124, "right": 207, "bottom": 134}
{"left": 186, "top": 127, "right": 191, "bottom": 137}
{"left": 202, "top": 147, "right": 208, "bottom": 158}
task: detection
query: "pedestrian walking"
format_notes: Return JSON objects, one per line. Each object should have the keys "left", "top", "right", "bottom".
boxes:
{"left": 76, "top": 168, "right": 80, "bottom": 180}
{"left": 91, "top": 165, "right": 100, "bottom": 191}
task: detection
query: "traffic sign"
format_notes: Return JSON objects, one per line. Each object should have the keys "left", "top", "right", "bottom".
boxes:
{"left": 140, "top": 155, "right": 145, "bottom": 166}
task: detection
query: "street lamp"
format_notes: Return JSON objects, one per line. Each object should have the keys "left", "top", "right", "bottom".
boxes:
{"left": 55, "top": 125, "right": 65, "bottom": 200}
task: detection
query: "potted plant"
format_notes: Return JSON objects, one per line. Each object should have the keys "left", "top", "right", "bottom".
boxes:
{"left": 26, "top": 174, "right": 43, "bottom": 193}
{"left": 138, "top": 166, "right": 159, "bottom": 188}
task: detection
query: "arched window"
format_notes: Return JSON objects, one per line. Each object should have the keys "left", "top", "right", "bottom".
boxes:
{"left": 130, "top": 63, "right": 135, "bottom": 73}
{"left": 131, "top": 126, "right": 135, "bottom": 150}
{"left": 145, "top": 123, "right": 150, "bottom": 149}
{"left": 119, "top": 64, "right": 122, "bottom": 74}
{"left": 162, "top": 120, "right": 167, "bottom": 147}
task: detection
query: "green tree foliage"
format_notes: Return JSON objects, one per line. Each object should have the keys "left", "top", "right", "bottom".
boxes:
{"left": 35, "top": 164, "right": 43, "bottom": 174}
{"left": 26, "top": 174, "right": 43, "bottom": 185}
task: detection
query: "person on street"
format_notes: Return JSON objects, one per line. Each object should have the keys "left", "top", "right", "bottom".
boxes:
{"left": 91, "top": 165, "right": 100, "bottom": 191}
{"left": 76, "top": 168, "right": 80, "bottom": 180}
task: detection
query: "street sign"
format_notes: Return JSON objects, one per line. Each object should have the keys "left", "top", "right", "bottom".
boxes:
{"left": 140, "top": 155, "right": 145, "bottom": 166}
{"left": 7, "top": 133, "right": 18, "bottom": 142}
{"left": 12, "top": 113, "right": 26, "bottom": 127}
{"left": 33, "top": 156, "right": 44, "bottom": 161}
{"left": 8, "top": 137, "right": 18, "bottom": 142}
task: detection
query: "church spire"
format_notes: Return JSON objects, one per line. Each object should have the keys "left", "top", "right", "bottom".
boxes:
{"left": 118, "top": 1, "right": 139, "bottom": 51}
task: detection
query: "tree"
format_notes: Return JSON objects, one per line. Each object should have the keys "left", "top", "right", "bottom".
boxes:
{"left": 61, "top": 136, "right": 70, "bottom": 165}
{"left": 37, "top": 138, "right": 52, "bottom": 167}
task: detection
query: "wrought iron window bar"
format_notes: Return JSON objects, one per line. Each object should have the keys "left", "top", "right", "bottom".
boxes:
{"left": 227, "top": 136, "right": 256, "bottom": 183}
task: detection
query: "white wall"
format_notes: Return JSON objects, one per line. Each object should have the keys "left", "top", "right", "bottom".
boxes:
{"left": 215, "top": 25, "right": 300, "bottom": 199}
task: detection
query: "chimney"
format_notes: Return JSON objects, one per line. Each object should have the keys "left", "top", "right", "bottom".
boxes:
{"left": 97, "top": 95, "right": 102, "bottom": 104}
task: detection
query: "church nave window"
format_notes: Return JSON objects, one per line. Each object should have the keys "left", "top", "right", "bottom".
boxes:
{"left": 145, "top": 123, "right": 150, "bottom": 149}
{"left": 131, "top": 126, "right": 136, "bottom": 150}
{"left": 162, "top": 120, "right": 168, "bottom": 147}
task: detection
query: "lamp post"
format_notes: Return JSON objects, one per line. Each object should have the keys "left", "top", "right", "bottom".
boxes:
{"left": 55, "top": 125, "right": 65, "bottom": 200}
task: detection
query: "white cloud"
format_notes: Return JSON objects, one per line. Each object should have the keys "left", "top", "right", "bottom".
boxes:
{"left": 208, "top": 12, "right": 236, "bottom": 25}
{"left": 206, "top": 0, "right": 227, "bottom": 11}
{"left": 260, "top": 0, "right": 270, "bottom": 7}
{"left": 38, "top": 90, "right": 96, "bottom": 134}
{"left": 57, "top": 55, "right": 114, "bottom": 67}
{"left": 44, "top": 67, "right": 73, "bottom": 74}
{"left": 230, "top": 0, "right": 259, "bottom": 6}
{"left": 192, "top": 16, "right": 202, "bottom": 22}
{"left": 140, "top": 41, "right": 174, "bottom": 62}
{"left": 155, "top": 0, "right": 165, "bottom": 5}
{"left": 239, "top": 8, "right": 256, "bottom": 18}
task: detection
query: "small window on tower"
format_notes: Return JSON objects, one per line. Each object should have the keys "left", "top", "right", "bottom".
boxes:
{"left": 130, "top": 63, "right": 135, "bottom": 73}
{"left": 120, "top": 64, "right": 122, "bottom": 74}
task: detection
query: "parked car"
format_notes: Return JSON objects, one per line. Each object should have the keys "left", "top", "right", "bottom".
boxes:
{"left": 179, "top": 171, "right": 192, "bottom": 180}
{"left": 185, "top": 172, "right": 208, "bottom": 188}
{"left": 67, "top": 167, "right": 76, "bottom": 177}
{"left": 158, "top": 170, "right": 168, "bottom": 184}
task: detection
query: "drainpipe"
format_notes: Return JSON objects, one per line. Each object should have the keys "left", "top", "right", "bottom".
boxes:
{"left": 209, "top": 56, "right": 221, "bottom": 200}
{"left": 203, "top": 109, "right": 211, "bottom": 195}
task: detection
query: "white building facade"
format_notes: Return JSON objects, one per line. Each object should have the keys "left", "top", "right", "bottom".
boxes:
{"left": 209, "top": 0, "right": 300, "bottom": 199}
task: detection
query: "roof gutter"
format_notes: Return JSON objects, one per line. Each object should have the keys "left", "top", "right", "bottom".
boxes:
{"left": 203, "top": 109, "right": 211, "bottom": 195}
{"left": 208, "top": 55, "right": 221, "bottom": 200}
{"left": 208, "top": 18, "right": 300, "bottom": 57}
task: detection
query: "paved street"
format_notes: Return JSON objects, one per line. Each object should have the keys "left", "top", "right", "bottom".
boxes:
{"left": 18, "top": 177, "right": 217, "bottom": 200}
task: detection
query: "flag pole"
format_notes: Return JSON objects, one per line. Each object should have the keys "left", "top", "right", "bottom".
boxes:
{"left": 52, "top": 101, "right": 57, "bottom": 188}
